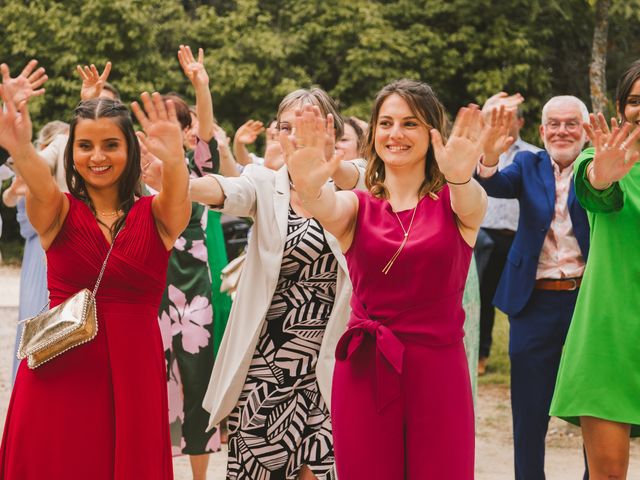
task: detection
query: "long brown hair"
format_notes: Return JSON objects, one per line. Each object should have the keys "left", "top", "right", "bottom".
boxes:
{"left": 64, "top": 98, "right": 141, "bottom": 238}
{"left": 364, "top": 79, "right": 449, "bottom": 199}
{"left": 616, "top": 59, "right": 640, "bottom": 122}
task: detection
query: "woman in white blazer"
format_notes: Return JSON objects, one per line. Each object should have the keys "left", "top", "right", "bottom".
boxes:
{"left": 190, "top": 88, "right": 365, "bottom": 480}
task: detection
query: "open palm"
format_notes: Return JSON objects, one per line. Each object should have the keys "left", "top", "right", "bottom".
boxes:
{"left": 178, "top": 45, "right": 209, "bottom": 88}
{"left": 0, "top": 87, "right": 33, "bottom": 153}
{"left": 1, "top": 60, "right": 47, "bottom": 105}
{"left": 481, "top": 106, "right": 515, "bottom": 160}
{"left": 77, "top": 62, "right": 112, "bottom": 101}
{"left": 432, "top": 106, "right": 484, "bottom": 183}
{"left": 283, "top": 106, "right": 342, "bottom": 197}
{"left": 584, "top": 113, "right": 640, "bottom": 185}
{"left": 132, "top": 92, "right": 184, "bottom": 164}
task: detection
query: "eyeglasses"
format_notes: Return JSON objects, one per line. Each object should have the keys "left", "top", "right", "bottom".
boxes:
{"left": 545, "top": 120, "right": 582, "bottom": 132}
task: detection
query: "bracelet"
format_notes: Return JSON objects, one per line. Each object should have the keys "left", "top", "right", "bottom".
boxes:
{"left": 445, "top": 177, "right": 472, "bottom": 185}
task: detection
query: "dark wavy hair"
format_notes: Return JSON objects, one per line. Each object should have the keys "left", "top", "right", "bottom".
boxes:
{"left": 64, "top": 98, "right": 141, "bottom": 238}
{"left": 364, "top": 79, "right": 449, "bottom": 199}
{"left": 616, "top": 59, "right": 640, "bottom": 122}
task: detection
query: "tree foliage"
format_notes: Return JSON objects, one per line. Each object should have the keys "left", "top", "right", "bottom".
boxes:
{"left": 1, "top": 0, "right": 639, "bottom": 143}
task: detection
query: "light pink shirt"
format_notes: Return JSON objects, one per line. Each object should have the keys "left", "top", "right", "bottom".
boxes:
{"left": 478, "top": 156, "right": 585, "bottom": 280}
{"left": 535, "top": 159, "right": 585, "bottom": 279}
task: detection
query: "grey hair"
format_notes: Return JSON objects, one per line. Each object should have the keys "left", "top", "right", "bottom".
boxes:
{"left": 541, "top": 96, "right": 589, "bottom": 124}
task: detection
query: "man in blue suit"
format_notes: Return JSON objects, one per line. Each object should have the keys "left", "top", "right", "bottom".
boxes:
{"left": 477, "top": 95, "right": 590, "bottom": 480}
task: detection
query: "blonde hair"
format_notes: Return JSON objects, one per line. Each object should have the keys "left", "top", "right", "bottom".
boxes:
{"left": 364, "top": 79, "right": 449, "bottom": 199}
{"left": 36, "top": 120, "right": 69, "bottom": 149}
{"left": 276, "top": 87, "right": 344, "bottom": 140}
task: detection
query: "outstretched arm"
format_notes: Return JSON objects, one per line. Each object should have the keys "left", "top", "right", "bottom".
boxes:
{"left": 178, "top": 45, "right": 215, "bottom": 142}
{"left": 431, "top": 105, "right": 489, "bottom": 246}
{"left": 0, "top": 63, "right": 66, "bottom": 248}
{"left": 132, "top": 92, "right": 191, "bottom": 249}
{"left": 213, "top": 124, "right": 239, "bottom": 177}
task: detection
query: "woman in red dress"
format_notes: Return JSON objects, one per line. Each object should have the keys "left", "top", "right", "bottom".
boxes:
{"left": 285, "top": 80, "right": 511, "bottom": 479}
{"left": 0, "top": 62, "right": 191, "bottom": 479}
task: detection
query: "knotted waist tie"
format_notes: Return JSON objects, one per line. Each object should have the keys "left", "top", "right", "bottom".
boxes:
{"left": 335, "top": 292, "right": 465, "bottom": 412}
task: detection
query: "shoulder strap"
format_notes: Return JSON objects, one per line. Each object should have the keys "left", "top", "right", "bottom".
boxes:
{"left": 91, "top": 225, "right": 123, "bottom": 297}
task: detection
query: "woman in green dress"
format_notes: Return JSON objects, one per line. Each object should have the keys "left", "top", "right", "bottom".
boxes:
{"left": 550, "top": 59, "right": 640, "bottom": 479}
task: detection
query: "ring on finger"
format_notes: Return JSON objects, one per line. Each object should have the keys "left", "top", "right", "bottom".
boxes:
{"left": 620, "top": 142, "right": 628, "bottom": 151}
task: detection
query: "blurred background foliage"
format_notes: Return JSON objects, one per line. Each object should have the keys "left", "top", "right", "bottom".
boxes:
{"left": 0, "top": 0, "right": 639, "bottom": 144}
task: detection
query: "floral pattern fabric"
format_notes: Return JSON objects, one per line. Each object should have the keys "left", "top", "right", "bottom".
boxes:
{"left": 158, "top": 197, "right": 221, "bottom": 456}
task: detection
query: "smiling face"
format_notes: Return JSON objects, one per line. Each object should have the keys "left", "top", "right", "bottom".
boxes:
{"left": 539, "top": 100, "right": 587, "bottom": 168}
{"left": 374, "top": 93, "right": 430, "bottom": 170}
{"left": 72, "top": 117, "right": 129, "bottom": 193}
{"left": 623, "top": 79, "right": 640, "bottom": 137}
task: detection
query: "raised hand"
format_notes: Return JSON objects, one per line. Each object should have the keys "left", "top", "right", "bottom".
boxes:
{"left": 481, "top": 92, "right": 524, "bottom": 116}
{"left": 480, "top": 105, "right": 515, "bottom": 165}
{"left": 0, "top": 85, "right": 34, "bottom": 155}
{"left": 234, "top": 119, "right": 264, "bottom": 145}
{"left": 583, "top": 112, "right": 640, "bottom": 188}
{"left": 131, "top": 92, "right": 184, "bottom": 165}
{"left": 178, "top": 45, "right": 209, "bottom": 88}
{"left": 281, "top": 105, "right": 343, "bottom": 199}
{"left": 0, "top": 60, "right": 47, "bottom": 105}
{"left": 77, "top": 62, "right": 112, "bottom": 101}
{"left": 213, "top": 123, "right": 230, "bottom": 148}
{"left": 431, "top": 105, "right": 484, "bottom": 184}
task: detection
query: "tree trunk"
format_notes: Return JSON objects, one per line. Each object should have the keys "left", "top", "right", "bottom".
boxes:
{"left": 589, "top": 0, "right": 611, "bottom": 114}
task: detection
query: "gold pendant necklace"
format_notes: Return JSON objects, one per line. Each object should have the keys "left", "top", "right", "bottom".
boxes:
{"left": 382, "top": 204, "right": 418, "bottom": 275}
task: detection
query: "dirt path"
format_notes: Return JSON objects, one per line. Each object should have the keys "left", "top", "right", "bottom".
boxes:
{"left": 1, "top": 265, "right": 638, "bottom": 479}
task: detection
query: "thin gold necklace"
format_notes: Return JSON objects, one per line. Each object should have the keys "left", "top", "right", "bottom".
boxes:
{"left": 382, "top": 204, "right": 418, "bottom": 275}
{"left": 96, "top": 209, "right": 122, "bottom": 218}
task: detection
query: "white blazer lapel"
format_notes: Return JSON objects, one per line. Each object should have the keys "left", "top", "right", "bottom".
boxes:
{"left": 325, "top": 231, "right": 348, "bottom": 275}
{"left": 274, "top": 166, "right": 290, "bottom": 244}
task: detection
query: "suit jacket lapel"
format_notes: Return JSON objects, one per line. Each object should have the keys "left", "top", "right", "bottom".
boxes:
{"left": 274, "top": 166, "right": 290, "bottom": 247}
{"left": 539, "top": 151, "right": 556, "bottom": 218}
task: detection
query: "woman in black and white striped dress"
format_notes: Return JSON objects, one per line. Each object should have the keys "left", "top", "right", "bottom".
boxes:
{"left": 189, "top": 88, "right": 366, "bottom": 480}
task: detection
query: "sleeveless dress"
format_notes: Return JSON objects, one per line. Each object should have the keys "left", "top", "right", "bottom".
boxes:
{"left": 332, "top": 187, "right": 474, "bottom": 479}
{"left": 227, "top": 207, "right": 337, "bottom": 480}
{"left": 0, "top": 194, "right": 173, "bottom": 479}
{"left": 550, "top": 148, "right": 640, "bottom": 435}
{"left": 11, "top": 197, "right": 48, "bottom": 382}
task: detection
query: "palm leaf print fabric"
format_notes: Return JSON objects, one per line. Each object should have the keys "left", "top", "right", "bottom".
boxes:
{"left": 227, "top": 208, "right": 338, "bottom": 480}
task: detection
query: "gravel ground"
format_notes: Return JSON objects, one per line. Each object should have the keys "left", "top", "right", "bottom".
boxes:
{"left": 0, "top": 265, "right": 638, "bottom": 479}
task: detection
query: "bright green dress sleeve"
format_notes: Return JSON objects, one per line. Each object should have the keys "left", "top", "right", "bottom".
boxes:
{"left": 573, "top": 147, "right": 624, "bottom": 213}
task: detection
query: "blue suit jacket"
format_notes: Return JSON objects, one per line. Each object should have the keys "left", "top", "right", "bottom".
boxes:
{"left": 476, "top": 150, "right": 590, "bottom": 316}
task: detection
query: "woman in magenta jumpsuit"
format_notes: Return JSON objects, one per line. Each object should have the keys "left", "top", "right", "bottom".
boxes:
{"left": 283, "top": 80, "right": 510, "bottom": 478}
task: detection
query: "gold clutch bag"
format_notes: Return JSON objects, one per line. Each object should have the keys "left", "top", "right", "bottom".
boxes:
{"left": 17, "top": 289, "right": 97, "bottom": 369}
{"left": 16, "top": 226, "right": 121, "bottom": 369}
